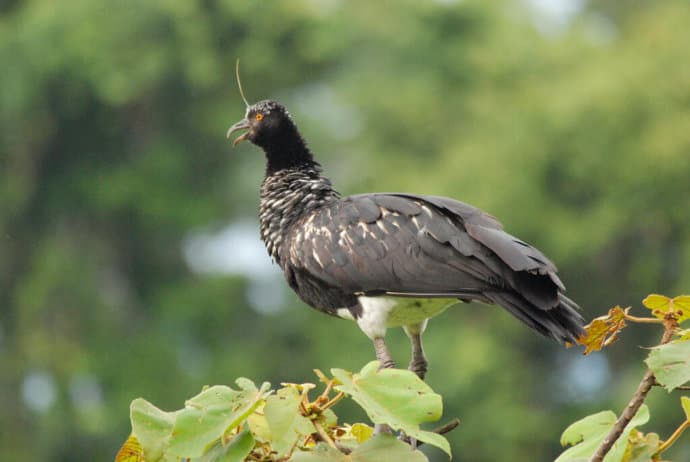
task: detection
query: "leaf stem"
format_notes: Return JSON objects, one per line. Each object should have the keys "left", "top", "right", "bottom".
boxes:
{"left": 624, "top": 314, "right": 664, "bottom": 324}
{"left": 652, "top": 380, "right": 690, "bottom": 391}
{"left": 589, "top": 319, "right": 677, "bottom": 462}
{"left": 320, "top": 392, "right": 345, "bottom": 411}
{"left": 320, "top": 379, "right": 334, "bottom": 401}
{"left": 313, "top": 420, "right": 338, "bottom": 450}
{"left": 432, "top": 418, "right": 461, "bottom": 435}
{"left": 654, "top": 420, "right": 690, "bottom": 457}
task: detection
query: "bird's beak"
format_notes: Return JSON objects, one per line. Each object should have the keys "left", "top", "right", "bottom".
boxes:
{"left": 226, "top": 118, "right": 251, "bottom": 146}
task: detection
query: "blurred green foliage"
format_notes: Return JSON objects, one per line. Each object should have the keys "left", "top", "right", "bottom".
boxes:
{"left": 1, "top": 0, "right": 689, "bottom": 461}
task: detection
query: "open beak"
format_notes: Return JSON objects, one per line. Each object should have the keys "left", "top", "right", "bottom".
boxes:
{"left": 226, "top": 118, "right": 251, "bottom": 146}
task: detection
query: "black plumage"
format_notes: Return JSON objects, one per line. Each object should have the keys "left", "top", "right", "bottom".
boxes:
{"left": 227, "top": 99, "right": 584, "bottom": 378}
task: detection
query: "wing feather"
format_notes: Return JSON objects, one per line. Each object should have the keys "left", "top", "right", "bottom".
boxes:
{"left": 284, "top": 192, "right": 584, "bottom": 341}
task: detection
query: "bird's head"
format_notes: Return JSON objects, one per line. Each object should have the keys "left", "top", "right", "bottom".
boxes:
{"left": 226, "top": 100, "right": 295, "bottom": 149}
{"left": 226, "top": 62, "right": 313, "bottom": 171}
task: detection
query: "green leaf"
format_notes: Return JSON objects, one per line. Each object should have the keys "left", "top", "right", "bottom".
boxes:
{"left": 130, "top": 398, "right": 177, "bottom": 462}
{"left": 264, "top": 386, "right": 316, "bottom": 457}
{"left": 681, "top": 396, "right": 690, "bottom": 420}
{"left": 558, "top": 410, "right": 616, "bottom": 461}
{"left": 626, "top": 430, "right": 660, "bottom": 462}
{"left": 246, "top": 403, "right": 271, "bottom": 442}
{"left": 645, "top": 339, "right": 690, "bottom": 391}
{"left": 321, "top": 408, "right": 338, "bottom": 428}
{"left": 556, "top": 405, "right": 649, "bottom": 462}
{"left": 331, "top": 362, "right": 450, "bottom": 457}
{"left": 289, "top": 435, "right": 428, "bottom": 462}
{"left": 168, "top": 379, "right": 270, "bottom": 458}
{"left": 349, "top": 434, "right": 429, "bottom": 462}
{"left": 289, "top": 443, "right": 348, "bottom": 462}
{"left": 194, "top": 428, "right": 255, "bottom": 462}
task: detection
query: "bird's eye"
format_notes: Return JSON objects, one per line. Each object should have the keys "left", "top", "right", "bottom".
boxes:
{"left": 255, "top": 113, "right": 264, "bottom": 121}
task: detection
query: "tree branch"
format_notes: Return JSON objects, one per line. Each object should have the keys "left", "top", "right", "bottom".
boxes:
{"left": 589, "top": 318, "right": 677, "bottom": 462}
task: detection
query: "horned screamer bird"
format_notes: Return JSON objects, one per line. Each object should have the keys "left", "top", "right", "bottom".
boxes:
{"left": 227, "top": 99, "right": 585, "bottom": 380}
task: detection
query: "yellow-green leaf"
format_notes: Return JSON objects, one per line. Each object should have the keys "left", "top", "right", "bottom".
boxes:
{"left": 642, "top": 294, "right": 690, "bottom": 322}
{"left": 642, "top": 294, "right": 672, "bottom": 312}
{"left": 350, "top": 423, "right": 374, "bottom": 444}
{"left": 672, "top": 296, "right": 690, "bottom": 323}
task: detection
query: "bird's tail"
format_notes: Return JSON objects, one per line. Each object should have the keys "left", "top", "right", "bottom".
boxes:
{"left": 484, "top": 291, "right": 585, "bottom": 343}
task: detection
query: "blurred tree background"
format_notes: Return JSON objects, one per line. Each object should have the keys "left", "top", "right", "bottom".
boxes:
{"left": 1, "top": 0, "right": 689, "bottom": 460}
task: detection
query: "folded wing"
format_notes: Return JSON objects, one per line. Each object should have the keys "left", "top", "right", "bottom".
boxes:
{"left": 285, "top": 193, "right": 584, "bottom": 342}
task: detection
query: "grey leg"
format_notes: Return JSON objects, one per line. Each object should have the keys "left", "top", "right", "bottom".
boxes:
{"left": 404, "top": 321, "right": 428, "bottom": 380}
{"left": 372, "top": 337, "right": 394, "bottom": 435}
{"left": 401, "top": 323, "right": 429, "bottom": 450}
{"left": 373, "top": 337, "right": 395, "bottom": 369}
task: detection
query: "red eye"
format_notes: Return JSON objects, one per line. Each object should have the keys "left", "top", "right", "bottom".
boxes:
{"left": 255, "top": 113, "right": 264, "bottom": 121}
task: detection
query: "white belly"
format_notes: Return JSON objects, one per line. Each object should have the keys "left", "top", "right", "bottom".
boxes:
{"left": 345, "top": 296, "right": 459, "bottom": 340}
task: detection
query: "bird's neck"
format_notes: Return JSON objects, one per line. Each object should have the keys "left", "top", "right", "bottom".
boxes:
{"left": 259, "top": 162, "right": 339, "bottom": 263}
{"left": 262, "top": 125, "right": 315, "bottom": 175}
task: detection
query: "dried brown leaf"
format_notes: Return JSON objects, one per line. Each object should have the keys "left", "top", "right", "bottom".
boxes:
{"left": 573, "top": 306, "right": 629, "bottom": 355}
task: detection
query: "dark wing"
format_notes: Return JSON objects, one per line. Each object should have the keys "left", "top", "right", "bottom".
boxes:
{"left": 285, "top": 193, "right": 584, "bottom": 342}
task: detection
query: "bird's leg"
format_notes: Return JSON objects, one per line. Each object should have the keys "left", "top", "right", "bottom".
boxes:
{"left": 372, "top": 337, "right": 394, "bottom": 435}
{"left": 404, "top": 321, "right": 428, "bottom": 380}
{"left": 373, "top": 337, "right": 395, "bottom": 369}
{"left": 397, "top": 322, "right": 428, "bottom": 449}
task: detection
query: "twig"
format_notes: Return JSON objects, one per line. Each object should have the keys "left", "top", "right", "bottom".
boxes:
{"left": 624, "top": 314, "right": 663, "bottom": 324}
{"left": 319, "top": 379, "right": 334, "bottom": 401}
{"left": 431, "top": 418, "right": 461, "bottom": 435}
{"left": 319, "top": 391, "right": 345, "bottom": 411}
{"left": 589, "top": 318, "right": 677, "bottom": 462}
{"left": 313, "top": 420, "right": 338, "bottom": 450}
{"left": 652, "top": 380, "right": 690, "bottom": 391}
{"left": 654, "top": 420, "right": 690, "bottom": 457}
{"left": 412, "top": 418, "right": 461, "bottom": 448}
{"left": 334, "top": 441, "right": 353, "bottom": 454}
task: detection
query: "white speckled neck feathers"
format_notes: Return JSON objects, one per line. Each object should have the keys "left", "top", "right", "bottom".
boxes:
{"left": 259, "top": 163, "right": 339, "bottom": 263}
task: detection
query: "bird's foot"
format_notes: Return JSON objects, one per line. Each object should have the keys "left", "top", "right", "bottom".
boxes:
{"left": 378, "top": 358, "right": 395, "bottom": 370}
{"left": 408, "top": 358, "right": 427, "bottom": 380}
{"left": 373, "top": 337, "right": 396, "bottom": 370}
